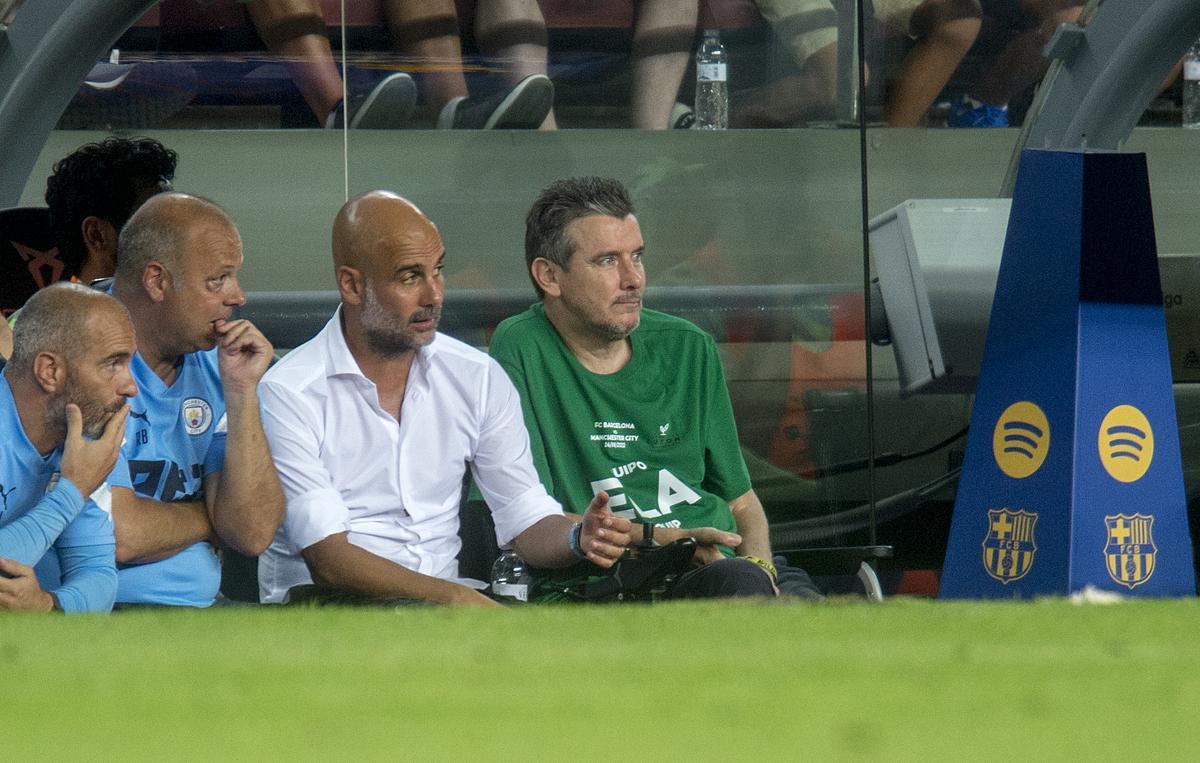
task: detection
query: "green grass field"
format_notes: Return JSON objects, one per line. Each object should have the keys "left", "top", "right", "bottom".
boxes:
{"left": 5, "top": 598, "right": 1199, "bottom": 759}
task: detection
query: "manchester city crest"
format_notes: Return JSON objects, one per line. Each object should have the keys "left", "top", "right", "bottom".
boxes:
{"left": 182, "top": 397, "right": 213, "bottom": 436}
{"left": 1104, "top": 514, "right": 1157, "bottom": 589}
{"left": 982, "top": 508, "right": 1038, "bottom": 584}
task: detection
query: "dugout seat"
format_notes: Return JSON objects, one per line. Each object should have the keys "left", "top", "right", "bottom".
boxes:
{"left": 0, "top": 207, "right": 62, "bottom": 318}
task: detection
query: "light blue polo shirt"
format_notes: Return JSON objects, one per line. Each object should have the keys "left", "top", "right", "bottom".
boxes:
{"left": 115, "top": 349, "right": 227, "bottom": 607}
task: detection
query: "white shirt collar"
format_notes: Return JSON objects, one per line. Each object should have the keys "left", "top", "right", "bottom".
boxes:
{"left": 320, "top": 305, "right": 436, "bottom": 384}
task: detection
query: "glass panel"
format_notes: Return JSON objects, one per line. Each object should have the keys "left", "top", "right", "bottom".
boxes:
{"left": 337, "top": 0, "right": 875, "bottom": 576}
{"left": 17, "top": 1, "right": 351, "bottom": 295}
{"left": 7, "top": 0, "right": 880, "bottom": 594}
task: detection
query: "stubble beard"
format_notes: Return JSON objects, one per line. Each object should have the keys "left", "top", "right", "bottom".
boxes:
{"left": 561, "top": 290, "right": 641, "bottom": 343}
{"left": 360, "top": 286, "right": 441, "bottom": 358}
{"left": 48, "top": 373, "right": 122, "bottom": 439}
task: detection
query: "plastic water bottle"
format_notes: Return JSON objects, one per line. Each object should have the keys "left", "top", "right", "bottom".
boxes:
{"left": 1184, "top": 38, "right": 1200, "bottom": 128}
{"left": 490, "top": 551, "right": 531, "bottom": 602}
{"left": 694, "top": 29, "right": 728, "bottom": 130}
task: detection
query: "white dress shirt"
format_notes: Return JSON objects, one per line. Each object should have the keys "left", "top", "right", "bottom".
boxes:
{"left": 257, "top": 309, "right": 562, "bottom": 604}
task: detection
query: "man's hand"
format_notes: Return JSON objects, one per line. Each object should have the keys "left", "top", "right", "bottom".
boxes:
{"left": 648, "top": 525, "right": 742, "bottom": 565}
{"left": 686, "top": 528, "right": 743, "bottom": 566}
{"left": 578, "top": 492, "right": 633, "bottom": 568}
{"left": 214, "top": 318, "right": 273, "bottom": 393}
{"left": 0, "top": 558, "right": 55, "bottom": 612}
{"left": 59, "top": 402, "right": 128, "bottom": 499}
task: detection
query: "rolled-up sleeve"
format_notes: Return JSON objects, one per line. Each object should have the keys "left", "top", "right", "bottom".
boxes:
{"left": 470, "top": 359, "right": 562, "bottom": 547}
{"left": 260, "top": 381, "right": 350, "bottom": 552}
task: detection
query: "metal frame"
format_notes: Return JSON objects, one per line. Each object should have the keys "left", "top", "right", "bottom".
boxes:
{"left": 0, "top": 0, "right": 157, "bottom": 207}
{"left": 1003, "top": 0, "right": 1200, "bottom": 194}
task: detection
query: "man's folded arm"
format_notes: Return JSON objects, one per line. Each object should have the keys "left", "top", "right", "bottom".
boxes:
{"left": 51, "top": 542, "right": 118, "bottom": 613}
{"left": 110, "top": 486, "right": 213, "bottom": 564}
{"left": 0, "top": 479, "right": 86, "bottom": 566}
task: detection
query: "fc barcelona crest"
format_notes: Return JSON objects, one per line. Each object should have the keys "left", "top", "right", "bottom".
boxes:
{"left": 982, "top": 509, "right": 1038, "bottom": 584}
{"left": 1104, "top": 514, "right": 1157, "bottom": 589}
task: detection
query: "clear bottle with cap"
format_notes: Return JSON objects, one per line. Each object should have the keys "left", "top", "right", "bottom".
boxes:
{"left": 490, "top": 550, "right": 531, "bottom": 602}
{"left": 1184, "top": 37, "right": 1200, "bottom": 128}
{"left": 694, "top": 29, "right": 728, "bottom": 129}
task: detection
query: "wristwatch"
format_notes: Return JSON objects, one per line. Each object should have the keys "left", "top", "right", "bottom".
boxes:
{"left": 568, "top": 522, "right": 588, "bottom": 560}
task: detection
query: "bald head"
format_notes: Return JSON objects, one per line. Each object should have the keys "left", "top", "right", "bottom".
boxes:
{"left": 7, "top": 283, "right": 132, "bottom": 373}
{"left": 332, "top": 191, "right": 440, "bottom": 274}
{"left": 332, "top": 191, "right": 446, "bottom": 358}
{"left": 115, "top": 192, "right": 239, "bottom": 286}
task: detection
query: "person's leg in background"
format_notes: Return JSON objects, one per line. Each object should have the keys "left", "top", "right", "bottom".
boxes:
{"left": 381, "top": 0, "right": 470, "bottom": 111}
{"left": 736, "top": 0, "right": 840, "bottom": 127}
{"left": 631, "top": 0, "right": 700, "bottom": 129}
{"left": 883, "top": 0, "right": 981, "bottom": 127}
{"left": 246, "top": 0, "right": 344, "bottom": 124}
{"left": 950, "top": 0, "right": 1080, "bottom": 126}
{"left": 475, "top": 0, "right": 558, "bottom": 129}
{"left": 382, "top": 0, "right": 553, "bottom": 129}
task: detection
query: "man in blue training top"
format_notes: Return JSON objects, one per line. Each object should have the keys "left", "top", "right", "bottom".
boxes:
{"left": 108, "top": 193, "right": 284, "bottom": 607}
{"left": 0, "top": 283, "right": 135, "bottom": 613}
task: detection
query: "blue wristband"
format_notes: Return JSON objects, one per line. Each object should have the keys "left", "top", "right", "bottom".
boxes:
{"left": 568, "top": 522, "right": 587, "bottom": 560}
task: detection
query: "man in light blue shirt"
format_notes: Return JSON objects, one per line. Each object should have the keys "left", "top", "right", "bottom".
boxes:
{"left": 0, "top": 284, "right": 136, "bottom": 613}
{"left": 108, "top": 193, "right": 284, "bottom": 607}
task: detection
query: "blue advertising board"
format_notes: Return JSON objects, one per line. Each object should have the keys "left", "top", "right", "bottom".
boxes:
{"left": 940, "top": 149, "right": 1195, "bottom": 598}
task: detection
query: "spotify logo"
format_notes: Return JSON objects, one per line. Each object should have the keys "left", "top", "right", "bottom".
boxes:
{"left": 1098, "top": 405, "right": 1154, "bottom": 483}
{"left": 992, "top": 401, "right": 1050, "bottom": 479}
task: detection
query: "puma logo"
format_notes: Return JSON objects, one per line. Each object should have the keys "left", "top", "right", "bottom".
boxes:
{"left": 0, "top": 483, "right": 15, "bottom": 517}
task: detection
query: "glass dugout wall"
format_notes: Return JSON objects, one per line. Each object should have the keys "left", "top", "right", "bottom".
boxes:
{"left": 12, "top": 0, "right": 881, "bottom": 587}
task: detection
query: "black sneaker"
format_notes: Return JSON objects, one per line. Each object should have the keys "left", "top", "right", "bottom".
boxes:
{"left": 436, "top": 73, "right": 553, "bottom": 129}
{"left": 326, "top": 72, "right": 417, "bottom": 129}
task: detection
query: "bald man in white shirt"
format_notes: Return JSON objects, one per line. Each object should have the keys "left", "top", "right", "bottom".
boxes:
{"left": 257, "top": 191, "right": 632, "bottom": 606}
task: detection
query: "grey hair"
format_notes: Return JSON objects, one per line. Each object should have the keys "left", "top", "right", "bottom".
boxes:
{"left": 524, "top": 177, "right": 635, "bottom": 298}
{"left": 115, "top": 193, "right": 235, "bottom": 286}
{"left": 6, "top": 283, "right": 128, "bottom": 372}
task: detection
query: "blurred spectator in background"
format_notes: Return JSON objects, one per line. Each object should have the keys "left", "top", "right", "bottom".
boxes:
{"left": 737, "top": 0, "right": 980, "bottom": 127}
{"left": 884, "top": 0, "right": 982, "bottom": 126}
{"left": 949, "top": 0, "right": 1081, "bottom": 126}
{"left": 246, "top": 0, "right": 554, "bottom": 128}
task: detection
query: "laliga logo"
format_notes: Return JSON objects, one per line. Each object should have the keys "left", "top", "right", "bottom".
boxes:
{"left": 1097, "top": 405, "right": 1154, "bottom": 483}
{"left": 992, "top": 401, "right": 1050, "bottom": 479}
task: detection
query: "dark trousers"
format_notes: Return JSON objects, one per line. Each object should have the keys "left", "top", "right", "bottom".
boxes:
{"left": 666, "top": 557, "right": 823, "bottom": 600}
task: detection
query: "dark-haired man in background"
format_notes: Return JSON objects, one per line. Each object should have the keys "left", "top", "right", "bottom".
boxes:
{"left": 45, "top": 136, "right": 178, "bottom": 285}
{"left": 1, "top": 137, "right": 177, "bottom": 361}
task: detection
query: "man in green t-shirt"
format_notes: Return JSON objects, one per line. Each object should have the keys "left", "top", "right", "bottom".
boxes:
{"left": 490, "top": 176, "right": 820, "bottom": 599}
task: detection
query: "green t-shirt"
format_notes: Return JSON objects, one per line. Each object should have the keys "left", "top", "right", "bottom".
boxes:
{"left": 489, "top": 303, "right": 751, "bottom": 545}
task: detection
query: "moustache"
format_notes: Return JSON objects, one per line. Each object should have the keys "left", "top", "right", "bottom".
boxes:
{"left": 411, "top": 307, "right": 442, "bottom": 324}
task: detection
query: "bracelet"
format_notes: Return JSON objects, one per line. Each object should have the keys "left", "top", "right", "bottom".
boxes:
{"left": 567, "top": 522, "right": 588, "bottom": 560}
{"left": 742, "top": 555, "right": 778, "bottom": 581}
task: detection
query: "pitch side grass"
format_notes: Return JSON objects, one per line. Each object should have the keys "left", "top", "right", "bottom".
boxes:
{"left": 4, "top": 598, "right": 1197, "bottom": 759}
